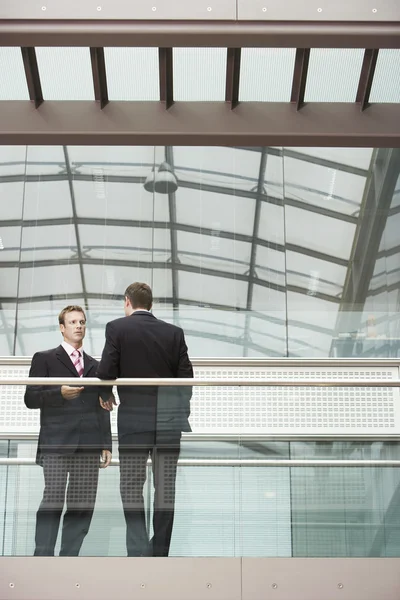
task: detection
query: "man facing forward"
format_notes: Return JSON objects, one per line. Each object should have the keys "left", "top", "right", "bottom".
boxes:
{"left": 25, "top": 305, "right": 113, "bottom": 556}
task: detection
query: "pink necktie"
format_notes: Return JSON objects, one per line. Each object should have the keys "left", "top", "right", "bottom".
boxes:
{"left": 72, "top": 349, "right": 83, "bottom": 377}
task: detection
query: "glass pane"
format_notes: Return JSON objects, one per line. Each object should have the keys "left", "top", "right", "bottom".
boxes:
{"left": 305, "top": 49, "right": 364, "bottom": 102}
{"left": 173, "top": 48, "right": 226, "bottom": 101}
{"left": 370, "top": 49, "right": 400, "bottom": 103}
{"left": 0, "top": 47, "right": 29, "bottom": 100}
{"left": 36, "top": 47, "right": 94, "bottom": 100}
{"left": 104, "top": 48, "right": 159, "bottom": 101}
{"left": 240, "top": 48, "right": 296, "bottom": 101}
{"left": 1, "top": 145, "right": 400, "bottom": 358}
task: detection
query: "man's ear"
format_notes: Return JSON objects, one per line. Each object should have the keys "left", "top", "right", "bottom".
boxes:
{"left": 59, "top": 324, "right": 65, "bottom": 337}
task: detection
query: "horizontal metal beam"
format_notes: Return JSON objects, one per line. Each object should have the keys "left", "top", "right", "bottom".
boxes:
{"left": 2, "top": 356, "right": 400, "bottom": 367}
{"left": 1, "top": 457, "right": 400, "bottom": 467}
{"left": 1, "top": 20, "right": 400, "bottom": 48}
{"left": 5, "top": 377, "right": 400, "bottom": 386}
{"left": 1, "top": 101, "right": 400, "bottom": 146}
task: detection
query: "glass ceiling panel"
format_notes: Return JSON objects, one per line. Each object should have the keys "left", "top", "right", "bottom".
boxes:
{"left": 251, "top": 285, "right": 286, "bottom": 312}
{"left": 173, "top": 146, "right": 261, "bottom": 192}
{"left": 84, "top": 265, "right": 152, "bottom": 296}
{"left": 0, "top": 183, "right": 24, "bottom": 220}
{"left": 285, "top": 148, "right": 373, "bottom": 171}
{"left": 379, "top": 211, "right": 400, "bottom": 250}
{"left": 287, "top": 292, "right": 339, "bottom": 329}
{"left": 370, "top": 50, "right": 400, "bottom": 103}
{"left": 258, "top": 202, "right": 284, "bottom": 245}
{"left": 35, "top": 47, "right": 94, "bottom": 100}
{"left": 0, "top": 226, "right": 22, "bottom": 262}
{"left": 173, "top": 48, "right": 226, "bottom": 101}
{"left": 0, "top": 47, "right": 29, "bottom": 100}
{"left": 18, "top": 264, "right": 82, "bottom": 297}
{"left": 283, "top": 156, "right": 366, "bottom": 216}
{"left": 0, "top": 146, "right": 27, "bottom": 177}
{"left": 23, "top": 181, "right": 73, "bottom": 220}
{"left": 73, "top": 181, "right": 160, "bottom": 221}
{"left": 20, "top": 225, "right": 77, "bottom": 262}
{"left": 239, "top": 48, "right": 295, "bottom": 102}
{"left": 264, "top": 153, "right": 284, "bottom": 199}
{"left": 0, "top": 303, "right": 15, "bottom": 355}
{"left": 176, "top": 188, "right": 256, "bottom": 237}
{"left": 0, "top": 267, "right": 19, "bottom": 297}
{"left": 153, "top": 268, "right": 174, "bottom": 299}
{"left": 179, "top": 271, "right": 248, "bottom": 308}
{"left": 177, "top": 231, "right": 251, "bottom": 275}
{"left": 285, "top": 251, "right": 346, "bottom": 297}
{"left": 255, "top": 246, "right": 286, "bottom": 287}
{"left": 305, "top": 49, "right": 364, "bottom": 102}
{"left": 25, "top": 146, "right": 66, "bottom": 175}
{"left": 79, "top": 224, "right": 171, "bottom": 263}
{"left": 285, "top": 206, "right": 355, "bottom": 260}
{"left": 177, "top": 307, "right": 246, "bottom": 336}
{"left": 104, "top": 48, "right": 159, "bottom": 101}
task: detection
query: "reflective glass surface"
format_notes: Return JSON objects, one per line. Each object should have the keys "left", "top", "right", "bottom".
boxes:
{"left": 1, "top": 146, "right": 400, "bottom": 357}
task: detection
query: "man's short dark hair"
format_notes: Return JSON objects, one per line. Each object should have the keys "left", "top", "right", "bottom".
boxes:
{"left": 58, "top": 305, "right": 86, "bottom": 325}
{"left": 125, "top": 282, "right": 153, "bottom": 311}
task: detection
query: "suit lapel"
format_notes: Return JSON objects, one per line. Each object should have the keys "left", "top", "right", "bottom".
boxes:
{"left": 56, "top": 345, "right": 79, "bottom": 377}
{"left": 83, "top": 352, "right": 96, "bottom": 377}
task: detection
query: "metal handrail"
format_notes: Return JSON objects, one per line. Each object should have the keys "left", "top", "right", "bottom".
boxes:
{"left": 2, "top": 377, "right": 400, "bottom": 386}
{"left": 2, "top": 432, "right": 400, "bottom": 441}
{"left": 1, "top": 457, "right": 400, "bottom": 467}
{"left": 2, "top": 356, "right": 400, "bottom": 367}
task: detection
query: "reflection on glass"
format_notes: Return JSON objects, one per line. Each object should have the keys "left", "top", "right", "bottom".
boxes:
{"left": 2, "top": 436, "right": 400, "bottom": 557}
{"left": 1, "top": 146, "right": 400, "bottom": 357}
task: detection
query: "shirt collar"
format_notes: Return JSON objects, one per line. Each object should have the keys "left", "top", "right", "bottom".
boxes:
{"left": 61, "top": 340, "right": 83, "bottom": 356}
{"left": 132, "top": 308, "right": 151, "bottom": 313}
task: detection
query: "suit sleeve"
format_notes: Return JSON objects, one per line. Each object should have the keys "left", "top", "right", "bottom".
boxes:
{"left": 97, "top": 403, "right": 112, "bottom": 451}
{"left": 24, "top": 352, "right": 65, "bottom": 409}
{"left": 96, "top": 322, "right": 121, "bottom": 381}
{"left": 176, "top": 330, "right": 193, "bottom": 417}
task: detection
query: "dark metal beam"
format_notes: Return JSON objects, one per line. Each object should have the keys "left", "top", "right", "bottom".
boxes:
{"left": 244, "top": 149, "right": 268, "bottom": 355}
{"left": 1, "top": 101, "right": 400, "bottom": 146}
{"left": 90, "top": 47, "right": 109, "bottom": 109}
{"left": 165, "top": 145, "right": 179, "bottom": 309}
{"left": 20, "top": 47, "right": 43, "bottom": 108}
{"left": 290, "top": 48, "right": 310, "bottom": 111}
{"left": 356, "top": 49, "right": 379, "bottom": 111}
{"left": 225, "top": 48, "right": 241, "bottom": 109}
{"left": 333, "top": 148, "right": 400, "bottom": 346}
{"left": 2, "top": 21, "right": 400, "bottom": 48}
{"left": 159, "top": 48, "right": 173, "bottom": 109}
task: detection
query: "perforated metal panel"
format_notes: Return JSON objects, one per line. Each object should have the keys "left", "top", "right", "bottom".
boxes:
{"left": 1, "top": 362, "right": 399, "bottom": 436}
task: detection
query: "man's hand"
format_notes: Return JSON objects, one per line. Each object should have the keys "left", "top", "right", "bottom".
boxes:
{"left": 61, "top": 385, "right": 84, "bottom": 400}
{"left": 100, "top": 450, "right": 112, "bottom": 468}
{"left": 99, "top": 393, "right": 117, "bottom": 412}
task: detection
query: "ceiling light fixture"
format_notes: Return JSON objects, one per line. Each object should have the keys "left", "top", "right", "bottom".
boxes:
{"left": 144, "top": 161, "right": 178, "bottom": 194}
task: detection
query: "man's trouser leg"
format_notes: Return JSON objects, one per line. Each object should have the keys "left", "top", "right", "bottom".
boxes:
{"left": 119, "top": 445, "right": 151, "bottom": 557}
{"left": 151, "top": 432, "right": 181, "bottom": 557}
{"left": 59, "top": 452, "right": 99, "bottom": 556}
{"left": 34, "top": 455, "right": 68, "bottom": 556}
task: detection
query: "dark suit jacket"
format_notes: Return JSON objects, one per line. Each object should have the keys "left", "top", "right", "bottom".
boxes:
{"left": 24, "top": 345, "right": 112, "bottom": 465}
{"left": 96, "top": 311, "right": 193, "bottom": 442}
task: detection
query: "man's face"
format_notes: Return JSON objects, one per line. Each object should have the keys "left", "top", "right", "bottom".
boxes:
{"left": 60, "top": 311, "right": 86, "bottom": 346}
